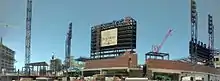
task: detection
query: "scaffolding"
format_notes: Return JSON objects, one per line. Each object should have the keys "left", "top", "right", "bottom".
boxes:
{"left": 145, "top": 52, "right": 169, "bottom": 60}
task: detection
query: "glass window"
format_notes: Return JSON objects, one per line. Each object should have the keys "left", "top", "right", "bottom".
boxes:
{"left": 216, "top": 58, "right": 219, "bottom": 61}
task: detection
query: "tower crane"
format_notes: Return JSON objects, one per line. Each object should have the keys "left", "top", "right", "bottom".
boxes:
{"left": 65, "top": 22, "right": 72, "bottom": 69}
{"left": 152, "top": 29, "right": 173, "bottom": 54}
{"left": 24, "top": 0, "right": 32, "bottom": 75}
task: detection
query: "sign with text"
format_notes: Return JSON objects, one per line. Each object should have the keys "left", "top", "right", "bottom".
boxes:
{"left": 101, "top": 28, "right": 118, "bottom": 47}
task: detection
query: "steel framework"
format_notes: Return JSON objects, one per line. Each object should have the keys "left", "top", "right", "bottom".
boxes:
{"left": 145, "top": 52, "right": 169, "bottom": 60}
{"left": 65, "top": 22, "right": 72, "bottom": 69}
{"left": 190, "top": 0, "right": 198, "bottom": 63}
{"left": 208, "top": 14, "right": 214, "bottom": 54}
{"left": 208, "top": 14, "right": 215, "bottom": 66}
{"left": 90, "top": 17, "right": 137, "bottom": 59}
{"left": 24, "top": 0, "right": 32, "bottom": 75}
{"left": 152, "top": 29, "right": 173, "bottom": 54}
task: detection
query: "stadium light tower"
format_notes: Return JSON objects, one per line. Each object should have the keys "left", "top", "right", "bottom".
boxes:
{"left": 208, "top": 14, "right": 215, "bottom": 66}
{"left": 190, "top": 0, "right": 198, "bottom": 63}
{"left": 189, "top": 0, "right": 199, "bottom": 80}
{"left": 208, "top": 14, "right": 214, "bottom": 51}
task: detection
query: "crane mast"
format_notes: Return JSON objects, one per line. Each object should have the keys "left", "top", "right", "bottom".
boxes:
{"left": 65, "top": 22, "right": 72, "bottom": 69}
{"left": 25, "top": 0, "right": 32, "bottom": 75}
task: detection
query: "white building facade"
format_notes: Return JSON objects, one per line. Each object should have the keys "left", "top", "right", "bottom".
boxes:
{"left": 214, "top": 54, "right": 220, "bottom": 68}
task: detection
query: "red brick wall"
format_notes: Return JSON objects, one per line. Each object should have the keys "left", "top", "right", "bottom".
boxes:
{"left": 146, "top": 59, "right": 220, "bottom": 74}
{"left": 85, "top": 52, "right": 138, "bottom": 69}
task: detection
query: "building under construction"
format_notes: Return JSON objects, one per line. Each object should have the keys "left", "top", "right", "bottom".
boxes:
{"left": 80, "top": 17, "right": 143, "bottom": 77}
{"left": 2, "top": 0, "right": 220, "bottom": 80}
{"left": 49, "top": 55, "right": 62, "bottom": 75}
{"left": 90, "top": 16, "right": 137, "bottom": 59}
{"left": 0, "top": 38, "right": 15, "bottom": 73}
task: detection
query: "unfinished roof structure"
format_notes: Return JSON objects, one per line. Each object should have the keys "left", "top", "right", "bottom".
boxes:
{"left": 147, "top": 59, "right": 220, "bottom": 74}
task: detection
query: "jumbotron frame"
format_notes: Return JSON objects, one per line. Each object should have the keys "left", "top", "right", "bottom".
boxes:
{"left": 90, "top": 17, "right": 137, "bottom": 59}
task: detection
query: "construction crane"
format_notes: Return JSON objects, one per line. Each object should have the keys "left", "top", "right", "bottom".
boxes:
{"left": 65, "top": 22, "right": 72, "bottom": 69}
{"left": 24, "top": 0, "right": 32, "bottom": 75}
{"left": 152, "top": 29, "right": 173, "bottom": 54}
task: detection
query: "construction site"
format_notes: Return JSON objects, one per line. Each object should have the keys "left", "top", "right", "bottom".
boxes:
{"left": 0, "top": 0, "right": 220, "bottom": 81}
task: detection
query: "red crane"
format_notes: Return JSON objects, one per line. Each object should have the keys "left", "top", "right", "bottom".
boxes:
{"left": 153, "top": 29, "right": 173, "bottom": 53}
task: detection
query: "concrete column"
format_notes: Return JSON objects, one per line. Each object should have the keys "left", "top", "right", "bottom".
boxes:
{"left": 100, "top": 69, "right": 102, "bottom": 74}
{"left": 179, "top": 73, "right": 184, "bottom": 81}
{"left": 190, "top": 76, "right": 195, "bottom": 81}
{"left": 81, "top": 70, "right": 84, "bottom": 76}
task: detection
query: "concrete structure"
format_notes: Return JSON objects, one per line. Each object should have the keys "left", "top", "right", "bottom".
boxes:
{"left": 50, "top": 56, "right": 62, "bottom": 74}
{"left": 0, "top": 37, "right": 15, "bottom": 73}
{"left": 146, "top": 59, "right": 220, "bottom": 81}
{"left": 22, "top": 62, "right": 49, "bottom": 76}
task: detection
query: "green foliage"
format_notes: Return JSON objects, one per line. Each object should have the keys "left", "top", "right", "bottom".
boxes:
{"left": 67, "top": 71, "right": 81, "bottom": 77}
{"left": 154, "top": 72, "right": 172, "bottom": 81}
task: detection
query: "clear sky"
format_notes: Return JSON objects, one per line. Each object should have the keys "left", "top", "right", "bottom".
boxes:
{"left": 0, "top": 0, "right": 219, "bottom": 70}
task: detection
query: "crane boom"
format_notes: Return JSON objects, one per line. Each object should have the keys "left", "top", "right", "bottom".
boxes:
{"left": 155, "top": 29, "right": 173, "bottom": 53}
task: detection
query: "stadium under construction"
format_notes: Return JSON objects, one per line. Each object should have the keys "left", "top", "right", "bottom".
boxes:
{"left": 1, "top": 0, "right": 220, "bottom": 81}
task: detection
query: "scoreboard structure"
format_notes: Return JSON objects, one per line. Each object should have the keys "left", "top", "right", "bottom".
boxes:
{"left": 189, "top": 39, "right": 213, "bottom": 63}
{"left": 90, "top": 17, "right": 137, "bottom": 59}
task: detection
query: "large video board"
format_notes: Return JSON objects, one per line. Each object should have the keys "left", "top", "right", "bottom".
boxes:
{"left": 101, "top": 28, "right": 118, "bottom": 47}
{"left": 189, "top": 39, "right": 213, "bottom": 63}
{"left": 91, "top": 17, "right": 137, "bottom": 59}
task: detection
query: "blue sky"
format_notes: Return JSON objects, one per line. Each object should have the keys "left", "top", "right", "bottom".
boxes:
{"left": 0, "top": 0, "right": 219, "bottom": 70}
